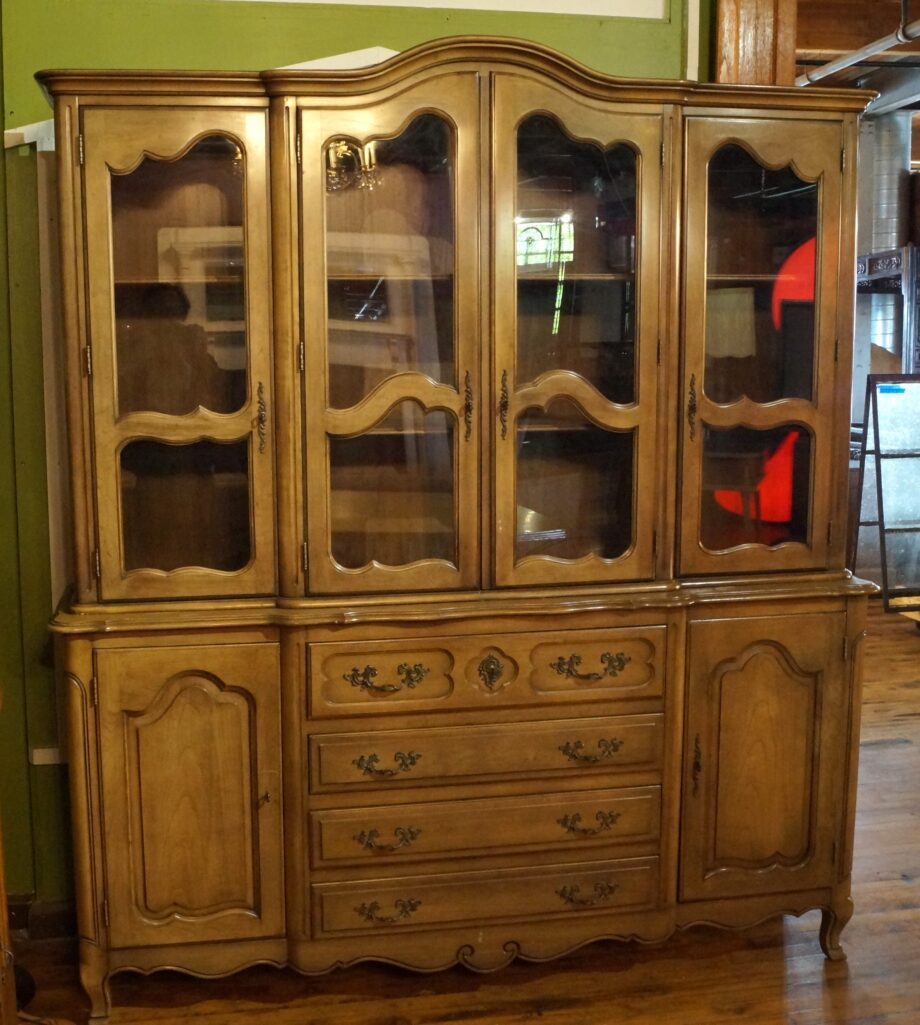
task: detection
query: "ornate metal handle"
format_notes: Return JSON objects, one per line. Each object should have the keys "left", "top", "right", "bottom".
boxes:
{"left": 549, "top": 651, "right": 631, "bottom": 681}
{"left": 499, "top": 369, "right": 509, "bottom": 439}
{"left": 692, "top": 733, "right": 702, "bottom": 796}
{"left": 559, "top": 738, "right": 623, "bottom": 764}
{"left": 464, "top": 370, "right": 474, "bottom": 442}
{"left": 354, "top": 826, "right": 422, "bottom": 852}
{"left": 344, "top": 663, "right": 429, "bottom": 695}
{"left": 556, "top": 881, "right": 619, "bottom": 908}
{"left": 353, "top": 751, "right": 422, "bottom": 778}
{"left": 355, "top": 897, "right": 421, "bottom": 925}
{"left": 477, "top": 654, "right": 505, "bottom": 692}
{"left": 687, "top": 373, "right": 697, "bottom": 442}
{"left": 256, "top": 381, "right": 267, "bottom": 453}
{"left": 557, "top": 810, "right": 621, "bottom": 836}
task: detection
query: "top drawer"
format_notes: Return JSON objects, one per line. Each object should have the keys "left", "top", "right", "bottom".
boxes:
{"left": 308, "top": 625, "right": 665, "bottom": 718}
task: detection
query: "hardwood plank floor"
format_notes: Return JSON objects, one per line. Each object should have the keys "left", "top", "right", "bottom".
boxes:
{"left": 13, "top": 600, "right": 920, "bottom": 1025}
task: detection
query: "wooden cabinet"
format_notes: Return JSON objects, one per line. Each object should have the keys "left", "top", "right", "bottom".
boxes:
{"left": 42, "top": 38, "right": 871, "bottom": 1019}
{"left": 680, "top": 612, "right": 848, "bottom": 902}
{"left": 95, "top": 643, "right": 284, "bottom": 949}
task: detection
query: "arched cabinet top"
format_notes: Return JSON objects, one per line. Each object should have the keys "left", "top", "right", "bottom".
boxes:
{"left": 37, "top": 35, "right": 872, "bottom": 114}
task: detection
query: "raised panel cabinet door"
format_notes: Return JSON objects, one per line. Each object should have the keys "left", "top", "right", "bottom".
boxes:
{"left": 95, "top": 643, "right": 283, "bottom": 948}
{"left": 680, "top": 612, "right": 848, "bottom": 901}
{"left": 492, "top": 76, "right": 663, "bottom": 586}
{"left": 300, "top": 73, "right": 481, "bottom": 593}
{"left": 679, "top": 116, "right": 848, "bottom": 575}
{"left": 81, "top": 107, "right": 276, "bottom": 600}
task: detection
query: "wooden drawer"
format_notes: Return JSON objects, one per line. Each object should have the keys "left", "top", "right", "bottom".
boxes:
{"left": 310, "top": 785, "right": 661, "bottom": 867}
{"left": 312, "top": 856, "right": 660, "bottom": 937}
{"left": 307, "top": 625, "right": 665, "bottom": 717}
{"left": 308, "top": 714, "right": 663, "bottom": 792}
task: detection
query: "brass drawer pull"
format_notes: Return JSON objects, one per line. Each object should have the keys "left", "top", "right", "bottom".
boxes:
{"left": 499, "top": 368, "right": 509, "bottom": 439}
{"left": 256, "top": 380, "right": 267, "bottom": 453}
{"left": 344, "top": 662, "right": 429, "bottom": 695}
{"left": 557, "top": 810, "right": 621, "bottom": 836}
{"left": 559, "top": 738, "right": 623, "bottom": 764}
{"left": 556, "top": 881, "right": 619, "bottom": 908}
{"left": 355, "top": 897, "right": 422, "bottom": 925}
{"left": 687, "top": 372, "right": 698, "bottom": 442}
{"left": 549, "top": 651, "right": 631, "bottom": 681}
{"left": 692, "top": 733, "right": 703, "bottom": 796}
{"left": 353, "top": 751, "right": 422, "bottom": 778}
{"left": 354, "top": 826, "right": 422, "bottom": 852}
{"left": 464, "top": 370, "right": 474, "bottom": 441}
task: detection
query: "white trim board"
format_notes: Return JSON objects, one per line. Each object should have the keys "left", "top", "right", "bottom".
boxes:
{"left": 217, "top": 0, "right": 666, "bottom": 15}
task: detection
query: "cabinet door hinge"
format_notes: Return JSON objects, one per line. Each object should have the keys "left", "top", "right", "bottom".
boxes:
{"left": 92, "top": 548, "right": 101, "bottom": 580}
{"left": 841, "top": 147, "right": 846, "bottom": 173}
{"left": 301, "top": 541, "right": 309, "bottom": 574}
{"left": 101, "top": 900, "right": 109, "bottom": 928}
{"left": 298, "top": 338, "right": 305, "bottom": 373}
{"left": 295, "top": 128, "right": 302, "bottom": 167}
{"left": 84, "top": 344, "right": 93, "bottom": 377}
{"left": 89, "top": 676, "right": 99, "bottom": 708}
{"left": 77, "top": 133, "right": 85, "bottom": 166}
{"left": 842, "top": 634, "right": 849, "bottom": 661}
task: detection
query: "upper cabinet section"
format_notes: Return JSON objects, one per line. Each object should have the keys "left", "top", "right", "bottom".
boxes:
{"left": 79, "top": 106, "right": 275, "bottom": 600}
{"left": 41, "top": 41, "right": 868, "bottom": 604}
{"left": 679, "top": 117, "right": 848, "bottom": 576}
{"left": 493, "top": 76, "right": 662, "bottom": 586}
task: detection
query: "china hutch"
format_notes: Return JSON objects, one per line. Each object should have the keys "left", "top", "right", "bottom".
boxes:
{"left": 40, "top": 37, "right": 872, "bottom": 1018}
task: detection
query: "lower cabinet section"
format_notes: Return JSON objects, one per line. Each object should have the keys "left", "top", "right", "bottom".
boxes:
{"left": 54, "top": 590, "right": 866, "bottom": 1017}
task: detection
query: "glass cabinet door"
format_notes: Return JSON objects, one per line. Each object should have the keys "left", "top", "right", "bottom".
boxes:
{"left": 680, "top": 118, "right": 844, "bottom": 575}
{"left": 81, "top": 107, "right": 275, "bottom": 599}
{"left": 301, "top": 76, "right": 481, "bottom": 593}
{"left": 493, "top": 78, "right": 662, "bottom": 587}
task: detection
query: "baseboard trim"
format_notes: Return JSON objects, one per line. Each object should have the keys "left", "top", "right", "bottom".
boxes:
{"left": 6, "top": 896, "right": 75, "bottom": 939}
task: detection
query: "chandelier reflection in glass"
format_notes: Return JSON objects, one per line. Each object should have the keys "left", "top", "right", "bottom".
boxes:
{"left": 325, "top": 137, "right": 380, "bottom": 192}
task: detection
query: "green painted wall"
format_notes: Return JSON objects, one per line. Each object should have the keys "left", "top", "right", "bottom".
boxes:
{"left": 5, "top": 0, "right": 691, "bottom": 129}
{"left": 0, "top": 0, "right": 706, "bottom": 912}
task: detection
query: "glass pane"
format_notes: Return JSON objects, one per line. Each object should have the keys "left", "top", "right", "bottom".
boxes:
{"left": 516, "top": 115, "right": 637, "bottom": 403}
{"left": 329, "top": 404, "right": 455, "bottom": 569}
{"left": 120, "top": 439, "right": 251, "bottom": 572}
{"left": 881, "top": 530, "right": 920, "bottom": 600}
{"left": 325, "top": 115, "right": 454, "bottom": 409}
{"left": 112, "top": 136, "right": 247, "bottom": 416}
{"left": 516, "top": 398, "right": 633, "bottom": 563}
{"left": 705, "top": 144, "right": 817, "bottom": 405}
{"left": 700, "top": 424, "right": 811, "bottom": 550}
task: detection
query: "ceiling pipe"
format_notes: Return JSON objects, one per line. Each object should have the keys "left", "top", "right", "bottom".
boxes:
{"left": 796, "top": 0, "right": 920, "bottom": 87}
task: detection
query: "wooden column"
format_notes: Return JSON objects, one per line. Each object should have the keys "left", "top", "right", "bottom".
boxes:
{"left": 715, "top": 0, "right": 798, "bottom": 84}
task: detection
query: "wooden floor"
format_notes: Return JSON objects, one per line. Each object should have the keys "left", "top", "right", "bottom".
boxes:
{"left": 14, "top": 600, "right": 920, "bottom": 1025}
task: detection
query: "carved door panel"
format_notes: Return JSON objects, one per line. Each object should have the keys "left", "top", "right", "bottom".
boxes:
{"left": 492, "top": 76, "right": 663, "bottom": 586}
{"left": 95, "top": 643, "right": 282, "bottom": 948}
{"left": 679, "top": 117, "right": 847, "bottom": 575}
{"left": 300, "top": 73, "right": 481, "bottom": 593}
{"left": 680, "top": 611, "right": 847, "bottom": 901}
{"left": 81, "top": 107, "right": 276, "bottom": 600}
